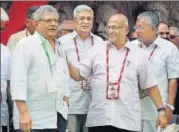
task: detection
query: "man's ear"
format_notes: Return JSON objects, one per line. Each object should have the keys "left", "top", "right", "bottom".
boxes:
{"left": 125, "top": 26, "right": 129, "bottom": 36}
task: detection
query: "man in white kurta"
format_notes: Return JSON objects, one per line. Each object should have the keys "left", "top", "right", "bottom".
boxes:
{"left": 1, "top": 44, "right": 11, "bottom": 132}
{"left": 132, "top": 11, "right": 179, "bottom": 132}
{"left": 58, "top": 5, "right": 103, "bottom": 132}
{"left": 11, "top": 5, "right": 69, "bottom": 132}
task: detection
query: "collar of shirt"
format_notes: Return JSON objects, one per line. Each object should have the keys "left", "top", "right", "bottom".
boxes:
{"left": 34, "top": 31, "right": 59, "bottom": 55}
{"left": 107, "top": 39, "right": 131, "bottom": 51}
{"left": 137, "top": 36, "right": 162, "bottom": 49}
{"left": 25, "top": 28, "right": 31, "bottom": 36}
{"left": 71, "top": 30, "right": 95, "bottom": 40}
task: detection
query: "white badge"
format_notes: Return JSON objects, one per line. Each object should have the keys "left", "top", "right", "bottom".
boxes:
{"left": 46, "top": 76, "right": 58, "bottom": 93}
{"left": 107, "top": 84, "right": 119, "bottom": 100}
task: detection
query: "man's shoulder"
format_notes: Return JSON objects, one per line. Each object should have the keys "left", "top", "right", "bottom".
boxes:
{"left": 1, "top": 44, "right": 10, "bottom": 56}
{"left": 58, "top": 33, "right": 74, "bottom": 43}
{"left": 15, "top": 34, "right": 39, "bottom": 49}
{"left": 91, "top": 34, "right": 104, "bottom": 42}
{"left": 157, "top": 37, "right": 178, "bottom": 52}
{"left": 9, "top": 30, "right": 26, "bottom": 40}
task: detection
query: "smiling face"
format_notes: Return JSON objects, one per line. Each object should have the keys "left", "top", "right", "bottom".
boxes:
{"left": 106, "top": 14, "right": 128, "bottom": 45}
{"left": 36, "top": 11, "right": 59, "bottom": 38}
{"left": 74, "top": 10, "right": 93, "bottom": 35}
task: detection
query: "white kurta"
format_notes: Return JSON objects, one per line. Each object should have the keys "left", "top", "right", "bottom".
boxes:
{"left": 1, "top": 44, "right": 11, "bottom": 126}
{"left": 131, "top": 37, "right": 179, "bottom": 120}
{"left": 11, "top": 32, "right": 68, "bottom": 129}
{"left": 77, "top": 41, "right": 157, "bottom": 131}
{"left": 58, "top": 30, "right": 103, "bottom": 114}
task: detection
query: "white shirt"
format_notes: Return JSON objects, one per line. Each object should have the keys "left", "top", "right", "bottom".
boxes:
{"left": 77, "top": 41, "right": 157, "bottom": 131}
{"left": 58, "top": 30, "right": 103, "bottom": 114}
{"left": 1, "top": 44, "right": 11, "bottom": 126}
{"left": 131, "top": 37, "right": 179, "bottom": 120}
{"left": 11, "top": 32, "right": 68, "bottom": 129}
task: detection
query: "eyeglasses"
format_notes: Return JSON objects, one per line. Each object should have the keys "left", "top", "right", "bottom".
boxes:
{"left": 105, "top": 25, "right": 125, "bottom": 31}
{"left": 39, "top": 19, "right": 59, "bottom": 24}
{"left": 159, "top": 32, "right": 170, "bottom": 36}
{"left": 133, "top": 26, "right": 144, "bottom": 31}
{"left": 170, "top": 35, "right": 179, "bottom": 39}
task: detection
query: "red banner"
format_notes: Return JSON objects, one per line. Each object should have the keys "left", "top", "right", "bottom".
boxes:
{"left": 0, "top": 1, "right": 48, "bottom": 45}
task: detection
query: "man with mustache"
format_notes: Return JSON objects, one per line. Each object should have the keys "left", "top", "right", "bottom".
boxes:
{"left": 11, "top": 5, "right": 70, "bottom": 132}
{"left": 65, "top": 13, "right": 167, "bottom": 132}
{"left": 132, "top": 11, "right": 179, "bottom": 132}
{"left": 58, "top": 4, "right": 103, "bottom": 132}
{"left": 158, "top": 21, "right": 170, "bottom": 40}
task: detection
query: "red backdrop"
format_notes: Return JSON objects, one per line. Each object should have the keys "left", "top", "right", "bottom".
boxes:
{"left": 0, "top": 1, "right": 48, "bottom": 45}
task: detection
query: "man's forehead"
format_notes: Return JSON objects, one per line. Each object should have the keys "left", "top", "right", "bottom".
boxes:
{"left": 41, "top": 12, "right": 58, "bottom": 19}
{"left": 77, "top": 11, "right": 93, "bottom": 16}
{"left": 159, "top": 23, "right": 169, "bottom": 29}
{"left": 136, "top": 17, "right": 149, "bottom": 25}
{"left": 108, "top": 17, "right": 126, "bottom": 26}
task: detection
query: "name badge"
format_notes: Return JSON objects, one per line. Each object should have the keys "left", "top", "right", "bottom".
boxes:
{"left": 46, "top": 76, "right": 58, "bottom": 93}
{"left": 107, "top": 83, "right": 119, "bottom": 100}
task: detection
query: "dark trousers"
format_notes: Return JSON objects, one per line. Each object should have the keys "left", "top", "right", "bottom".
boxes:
{"left": 15, "top": 129, "right": 58, "bottom": 132}
{"left": 57, "top": 112, "right": 67, "bottom": 132}
{"left": 88, "top": 126, "right": 139, "bottom": 132}
{"left": 2, "top": 126, "right": 7, "bottom": 132}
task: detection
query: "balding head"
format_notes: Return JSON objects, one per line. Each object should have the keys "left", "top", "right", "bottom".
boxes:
{"left": 106, "top": 13, "right": 129, "bottom": 47}
{"left": 108, "top": 14, "right": 128, "bottom": 28}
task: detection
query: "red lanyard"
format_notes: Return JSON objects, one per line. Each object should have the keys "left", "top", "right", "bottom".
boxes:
{"left": 106, "top": 45, "right": 129, "bottom": 99}
{"left": 140, "top": 45, "right": 157, "bottom": 60}
{"left": 74, "top": 36, "right": 94, "bottom": 89}
{"left": 74, "top": 36, "right": 94, "bottom": 61}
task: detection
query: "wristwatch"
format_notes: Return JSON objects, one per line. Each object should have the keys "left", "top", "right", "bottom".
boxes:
{"left": 157, "top": 107, "right": 166, "bottom": 112}
{"left": 157, "top": 107, "right": 166, "bottom": 115}
{"left": 167, "top": 104, "right": 175, "bottom": 111}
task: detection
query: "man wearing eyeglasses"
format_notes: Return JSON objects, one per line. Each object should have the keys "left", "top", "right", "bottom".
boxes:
{"left": 131, "top": 11, "right": 179, "bottom": 132}
{"left": 65, "top": 13, "right": 168, "bottom": 132}
{"left": 158, "top": 21, "right": 170, "bottom": 40}
{"left": 11, "top": 5, "right": 70, "bottom": 132}
{"left": 170, "top": 26, "right": 179, "bottom": 49}
{"left": 58, "top": 4, "right": 103, "bottom": 132}
{"left": 7, "top": 6, "right": 39, "bottom": 52}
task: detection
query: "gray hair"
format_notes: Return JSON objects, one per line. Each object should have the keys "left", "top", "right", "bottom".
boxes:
{"left": 170, "top": 26, "right": 179, "bottom": 36}
{"left": 33, "top": 5, "right": 59, "bottom": 21}
{"left": 137, "top": 11, "right": 159, "bottom": 29}
{"left": 73, "top": 4, "right": 94, "bottom": 19}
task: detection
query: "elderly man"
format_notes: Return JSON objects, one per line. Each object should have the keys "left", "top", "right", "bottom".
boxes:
{"left": 58, "top": 4, "right": 103, "bottom": 132}
{"left": 7, "top": 6, "right": 39, "bottom": 52}
{"left": 0, "top": 7, "right": 11, "bottom": 132}
{"left": 66, "top": 13, "right": 167, "bottom": 132}
{"left": 132, "top": 11, "right": 179, "bottom": 132}
{"left": 170, "top": 26, "right": 179, "bottom": 49}
{"left": 11, "top": 5, "right": 70, "bottom": 132}
{"left": 158, "top": 21, "right": 170, "bottom": 40}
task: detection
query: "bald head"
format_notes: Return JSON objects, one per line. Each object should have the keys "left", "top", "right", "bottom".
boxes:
{"left": 106, "top": 13, "right": 129, "bottom": 47}
{"left": 108, "top": 14, "right": 128, "bottom": 28}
